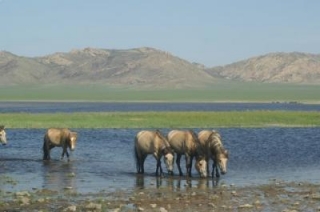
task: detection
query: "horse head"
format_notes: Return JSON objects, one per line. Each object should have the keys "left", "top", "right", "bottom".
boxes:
{"left": 0, "top": 125, "right": 7, "bottom": 145}
{"left": 162, "top": 147, "right": 174, "bottom": 175}
{"left": 216, "top": 148, "right": 229, "bottom": 175}
{"left": 195, "top": 155, "right": 207, "bottom": 178}
{"left": 68, "top": 132, "right": 78, "bottom": 151}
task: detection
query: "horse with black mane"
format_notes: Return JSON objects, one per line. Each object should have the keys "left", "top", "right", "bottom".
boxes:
{"left": 198, "top": 130, "right": 228, "bottom": 178}
{"left": 134, "top": 130, "right": 174, "bottom": 176}
{"left": 43, "top": 128, "right": 78, "bottom": 161}
{"left": 0, "top": 125, "right": 7, "bottom": 145}
{"left": 167, "top": 130, "right": 207, "bottom": 178}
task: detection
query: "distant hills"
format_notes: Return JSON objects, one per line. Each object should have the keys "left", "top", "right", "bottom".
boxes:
{"left": 205, "top": 52, "right": 320, "bottom": 84}
{"left": 1, "top": 47, "right": 319, "bottom": 87}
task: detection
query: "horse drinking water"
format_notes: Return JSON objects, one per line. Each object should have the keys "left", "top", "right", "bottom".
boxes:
{"left": 0, "top": 125, "right": 7, "bottom": 145}
{"left": 167, "top": 130, "right": 207, "bottom": 178}
{"left": 198, "top": 130, "right": 228, "bottom": 178}
{"left": 134, "top": 130, "right": 174, "bottom": 176}
{"left": 43, "top": 128, "right": 78, "bottom": 161}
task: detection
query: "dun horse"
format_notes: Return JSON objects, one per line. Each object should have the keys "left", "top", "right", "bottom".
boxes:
{"left": 167, "top": 130, "right": 207, "bottom": 177}
{"left": 43, "top": 128, "right": 78, "bottom": 161}
{"left": 0, "top": 125, "right": 7, "bottom": 145}
{"left": 198, "top": 130, "right": 228, "bottom": 178}
{"left": 134, "top": 130, "right": 174, "bottom": 176}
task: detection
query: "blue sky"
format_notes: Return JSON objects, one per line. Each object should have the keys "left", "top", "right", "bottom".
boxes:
{"left": 1, "top": 0, "right": 320, "bottom": 67}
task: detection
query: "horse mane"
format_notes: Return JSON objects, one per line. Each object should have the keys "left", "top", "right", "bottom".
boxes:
{"left": 162, "top": 146, "right": 173, "bottom": 155}
{"left": 0, "top": 125, "right": 4, "bottom": 130}
{"left": 188, "top": 129, "right": 206, "bottom": 156}
{"left": 208, "top": 131, "right": 229, "bottom": 157}
{"left": 155, "top": 130, "right": 174, "bottom": 155}
{"left": 155, "top": 129, "right": 171, "bottom": 146}
{"left": 188, "top": 130, "right": 198, "bottom": 141}
{"left": 208, "top": 131, "right": 223, "bottom": 150}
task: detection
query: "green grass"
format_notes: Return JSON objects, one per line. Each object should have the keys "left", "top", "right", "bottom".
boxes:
{"left": 1, "top": 111, "right": 319, "bottom": 128}
{"left": 0, "top": 82, "right": 319, "bottom": 102}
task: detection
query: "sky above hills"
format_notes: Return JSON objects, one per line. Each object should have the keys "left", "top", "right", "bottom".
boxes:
{"left": 1, "top": 0, "right": 320, "bottom": 67}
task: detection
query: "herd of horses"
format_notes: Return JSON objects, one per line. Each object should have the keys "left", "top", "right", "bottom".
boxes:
{"left": 135, "top": 129, "right": 229, "bottom": 178}
{"left": 1, "top": 125, "right": 229, "bottom": 178}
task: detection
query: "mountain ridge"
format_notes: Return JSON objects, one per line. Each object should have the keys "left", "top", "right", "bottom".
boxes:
{"left": 1, "top": 48, "right": 319, "bottom": 87}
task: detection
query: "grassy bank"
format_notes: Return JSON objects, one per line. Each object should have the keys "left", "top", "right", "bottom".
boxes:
{"left": 1, "top": 83, "right": 320, "bottom": 102}
{"left": 1, "top": 111, "right": 319, "bottom": 128}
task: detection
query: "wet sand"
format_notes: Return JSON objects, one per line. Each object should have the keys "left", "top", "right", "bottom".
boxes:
{"left": 1, "top": 178, "right": 320, "bottom": 211}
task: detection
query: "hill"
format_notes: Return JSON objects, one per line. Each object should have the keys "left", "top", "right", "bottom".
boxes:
{"left": 205, "top": 52, "right": 320, "bottom": 84}
{"left": 0, "top": 47, "right": 213, "bottom": 88}
{"left": 1, "top": 48, "right": 320, "bottom": 87}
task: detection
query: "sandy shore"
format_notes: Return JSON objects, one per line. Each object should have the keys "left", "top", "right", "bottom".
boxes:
{"left": 1, "top": 179, "right": 320, "bottom": 211}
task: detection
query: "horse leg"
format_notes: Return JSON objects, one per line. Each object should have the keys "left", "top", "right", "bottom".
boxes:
{"left": 211, "top": 161, "right": 215, "bottom": 177}
{"left": 61, "top": 145, "right": 69, "bottom": 160}
{"left": 215, "top": 163, "right": 220, "bottom": 178}
{"left": 43, "top": 141, "right": 50, "bottom": 160}
{"left": 206, "top": 158, "right": 210, "bottom": 176}
{"left": 135, "top": 149, "right": 141, "bottom": 174}
{"left": 140, "top": 155, "right": 147, "bottom": 174}
{"left": 136, "top": 156, "right": 141, "bottom": 173}
{"left": 65, "top": 149, "right": 70, "bottom": 161}
{"left": 156, "top": 158, "right": 163, "bottom": 176}
{"left": 61, "top": 147, "right": 65, "bottom": 160}
{"left": 176, "top": 154, "right": 183, "bottom": 176}
{"left": 187, "top": 156, "right": 194, "bottom": 177}
{"left": 212, "top": 161, "right": 220, "bottom": 178}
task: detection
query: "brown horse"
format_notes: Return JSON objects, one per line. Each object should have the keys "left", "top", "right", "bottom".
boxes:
{"left": 0, "top": 125, "right": 7, "bottom": 145}
{"left": 43, "top": 128, "right": 78, "bottom": 161}
{"left": 134, "top": 130, "right": 174, "bottom": 176}
{"left": 198, "top": 130, "right": 228, "bottom": 178}
{"left": 167, "top": 130, "right": 207, "bottom": 178}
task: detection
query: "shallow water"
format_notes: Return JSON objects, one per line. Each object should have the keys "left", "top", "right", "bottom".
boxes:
{"left": 0, "top": 101, "right": 320, "bottom": 113}
{"left": 1, "top": 128, "right": 320, "bottom": 194}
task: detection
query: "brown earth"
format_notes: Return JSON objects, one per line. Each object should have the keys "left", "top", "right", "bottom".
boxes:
{"left": 1, "top": 180, "right": 320, "bottom": 211}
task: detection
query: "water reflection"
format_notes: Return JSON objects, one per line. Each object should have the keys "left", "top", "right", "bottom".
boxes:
{"left": 42, "top": 161, "right": 77, "bottom": 192}
{"left": 135, "top": 174, "right": 220, "bottom": 190}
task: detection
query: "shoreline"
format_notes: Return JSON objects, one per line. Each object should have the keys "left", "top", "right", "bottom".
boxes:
{"left": 1, "top": 99, "right": 320, "bottom": 104}
{"left": 1, "top": 179, "right": 320, "bottom": 211}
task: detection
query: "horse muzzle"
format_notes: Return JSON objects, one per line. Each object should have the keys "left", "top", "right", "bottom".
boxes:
{"left": 200, "top": 172, "right": 207, "bottom": 178}
{"left": 221, "top": 171, "right": 227, "bottom": 175}
{"left": 168, "top": 170, "right": 174, "bottom": 175}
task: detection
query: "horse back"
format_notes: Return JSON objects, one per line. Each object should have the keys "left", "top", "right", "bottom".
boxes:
{"left": 167, "top": 130, "right": 186, "bottom": 152}
{"left": 198, "top": 130, "right": 220, "bottom": 145}
{"left": 168, "top": 130, "right": 200, "bottom": 155}
{"left": 135, "top": 130, "right": 156, "bottom": 154}
{"left": 136, "top": 130, "right": 169, "bottom": 156}
{"left": 45, "top": 128, "right": 71, "bottom": 146}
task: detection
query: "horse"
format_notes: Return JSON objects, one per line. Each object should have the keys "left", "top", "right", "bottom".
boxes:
{"left": 198, "top": 130, "right": 228, "bottom": 178}
{"left": 134, "top": 130, "right": 174, "bottom": 176}
{"left": 0, "top": 125, "right": 7, "bottom": 145}
{"left": 167, "top": 130, "right": 207, "bottom": 178}
{"left": 43, "top": 128, "right": 78, "bottom": 161}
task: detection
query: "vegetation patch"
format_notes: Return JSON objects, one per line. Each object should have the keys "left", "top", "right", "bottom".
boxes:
{"left": 1, "top": 111, "right": 319, "bottom": 128}
{"left": 0, "top": 83, "right": 319, "bottom": 102}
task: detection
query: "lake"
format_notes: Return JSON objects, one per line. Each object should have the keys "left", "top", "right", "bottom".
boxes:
{"left": 1, "top": 127, "right": 320, "bottom": 194}
{"left": 0, "top": 101, "right": 320, "bottom": 113}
